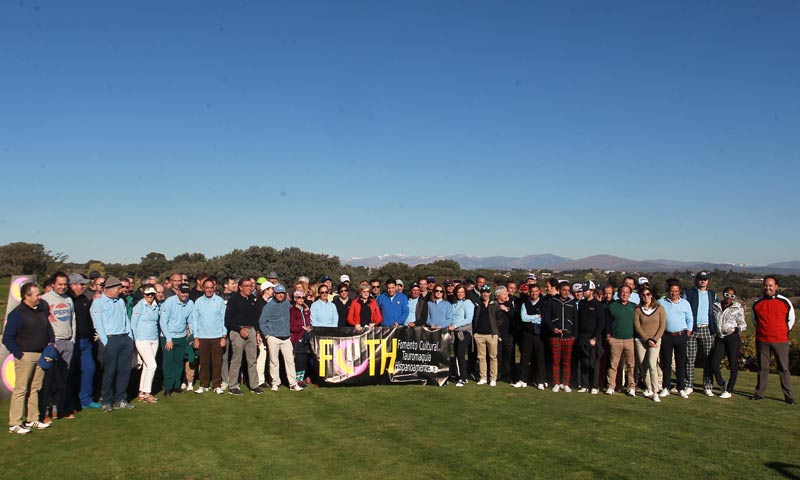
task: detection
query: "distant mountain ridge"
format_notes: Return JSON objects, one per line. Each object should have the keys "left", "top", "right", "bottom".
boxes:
{"left": 343, "top": 253, "right": 800, "bottom": 274}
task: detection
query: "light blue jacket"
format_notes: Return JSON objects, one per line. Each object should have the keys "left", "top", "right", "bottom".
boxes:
{"left": 311, "top": 299, "right": 338, "bottom": 327}
{"left": 90, "top": 294, "right": 132, "bottom": 345}
{"left": 427, "top": 299, "right": 453, "bottom": 328}
{"left": 159, "top": 295, "right": 194, "bottom": 342}
{"left": 451, "top": 299, "right": 474, "bottom": 329}
{"left": 131, "top": 299, "right": 160, "bottom": 341}
{"left": 190, "top": 294, "right": 226, "bottom": 339}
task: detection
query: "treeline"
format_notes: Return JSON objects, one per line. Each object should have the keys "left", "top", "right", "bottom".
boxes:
{"left": 1, "top": 242, "right": 798, "bottom": 303}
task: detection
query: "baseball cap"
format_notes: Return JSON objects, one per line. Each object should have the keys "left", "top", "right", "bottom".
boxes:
{"left": 257, "top": 277, "right": 268, "bottom": 284}
{"left": 319, "top": 275, "right": 332, "bottom": 282}
{"left": 395, "top": 279, "right": 404, "bottom": 287}
{"left": 572, "top": 283, "right": 583, "bottom": 293}
{"left": 340, "top": 274, "right": 350, "bottom": 283}
{"left": 696, "top": 271, "right": 709, "bottom": 280}
{"left": 259, "top": 281, "right": 275, "bottom": 291}
{"left": 479, "top": 285, "right": 491, "bottom": 293}
{"left": 427, "top": 276, "right": 435, "bottom": 283}
{"left": 583, "top": 280, "right": 596, "bottom": 291}
{"left": 274, "top": 284, "right": 287, "bottom": 294}
{"left": 637, "top": 276, "right": 650, "bottom": 286}
{"left": 527, "top": 273, "right": 537, "bottom": 281}
{"left": 444, "top": 278, "right": 454, "bottom": 286}
{"left": 89, "top": 271, "right": 101, "bottom": 280}
{"left": 143, "top": 286, "right": 157, "bottom": 295}
{"left": 178, "top": 283, "right": 191, "bottom": 293}
{"left": 268, "top": 271, "right": 279, "bottom": 279}
{"left": 68, "top": 273, "right": 89, "bottom": 285}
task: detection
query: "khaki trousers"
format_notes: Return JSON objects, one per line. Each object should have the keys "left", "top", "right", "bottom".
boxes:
{"left": 473, "top": 334, "right": 498, "bottom": 382}
{"left": 9, "top": 352, "right": 45, "bottom": 426}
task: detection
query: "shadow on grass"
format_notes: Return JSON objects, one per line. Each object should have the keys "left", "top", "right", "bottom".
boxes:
{"left": 766, "top": 462, "right": 800, "bottom": 480}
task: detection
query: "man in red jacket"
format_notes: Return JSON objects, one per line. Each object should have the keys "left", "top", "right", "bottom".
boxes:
{"left": 752, "top": 276, "right": 795, "bottom": 404}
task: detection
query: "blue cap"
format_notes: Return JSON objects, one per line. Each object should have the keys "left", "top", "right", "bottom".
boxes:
{"left": 273, "top": 284, "right": 287, "bottom": 294}
{"left": 38, "top": 344, "right": 59, "bottom": 370}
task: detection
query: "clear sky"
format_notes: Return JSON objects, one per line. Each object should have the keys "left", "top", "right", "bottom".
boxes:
{"left": 1, "top": 1, "right": 798, "bottom": 266}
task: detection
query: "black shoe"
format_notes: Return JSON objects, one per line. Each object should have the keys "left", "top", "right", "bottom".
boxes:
{"left": 229, "top": 387, "right": 244, "bottom": 396}
{"left": 251, "top": 387, "right": 264, "bottom": 395}
{"left": 173, "top": 388, "right": 183, "bottom": 394}
{"left": 751, "top": 394, "right": 764, "bottom": 401}
{"left": 786, "top": 398, "right": 795, "bottom": 405}
{"left": 164, "top": 391, "right": 173, "bottom": 398}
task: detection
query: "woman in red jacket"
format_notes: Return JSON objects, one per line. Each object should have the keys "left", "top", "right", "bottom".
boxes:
{"left": 290, "top": 290, "right": 313, "bottom": 386}
{"left": 347, "top": 285, "right": 382, "bottom": 331}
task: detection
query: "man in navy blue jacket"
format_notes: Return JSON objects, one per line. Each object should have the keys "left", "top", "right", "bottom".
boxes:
{"left": 683, "top": 271, "right": 717, "bottom": 396}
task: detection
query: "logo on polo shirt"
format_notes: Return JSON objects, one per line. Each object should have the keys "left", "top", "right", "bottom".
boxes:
{"left": 50, "top": 302, "right": 72, "bottom": 323}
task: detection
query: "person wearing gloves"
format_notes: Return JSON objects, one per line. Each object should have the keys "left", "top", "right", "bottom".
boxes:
{"left": 159, "top": 283, "right": 194, "bottom": 396}
{"left": 190, "top": 279, "right": 227, "bottom": 395}
{"left": 131, "top": 285, "right": 160, "bottom": 403}
{"left": 450, "top": 285, "right": 474, "bottom": 387}
{"left": 710, "top": 287, "right": 747, "bottom": 399}
{"left": 90, "top": 276, "right": 135, "bottom": 412}
{"left": 260, "top": 285, "right": 304, "bottom": 392}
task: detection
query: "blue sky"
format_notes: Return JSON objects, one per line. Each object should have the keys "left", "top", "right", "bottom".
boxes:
{"left": 1, "top": 1, "right": 798, "bottom": 266}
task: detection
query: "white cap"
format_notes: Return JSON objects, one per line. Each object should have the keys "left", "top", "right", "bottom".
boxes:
{"left": 637, "top": 277, "right": 650, "bottom": 286}
{"left": 340, "top": 274, "right": 350, "bottom": 283}
{"left": 259, "top": 281, "right": 275, "bottom": 291}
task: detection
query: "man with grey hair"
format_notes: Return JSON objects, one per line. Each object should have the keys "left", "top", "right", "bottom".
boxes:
{"left": 259, "top": 285, "right": 304, "bottom": 392}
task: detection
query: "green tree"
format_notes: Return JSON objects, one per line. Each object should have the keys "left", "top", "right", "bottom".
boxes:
{"left": 0, "top": 242, "right": 67, "bottom": 277}
{"left": 140, "top": 252, "right": 169, "bottom": 277}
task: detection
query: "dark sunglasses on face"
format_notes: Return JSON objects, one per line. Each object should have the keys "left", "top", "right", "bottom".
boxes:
{"left": 434, "top": 290, "right": 444, "bottom": 293}
{"left": 319, "top": 290, "right": 329, "bottom": 294}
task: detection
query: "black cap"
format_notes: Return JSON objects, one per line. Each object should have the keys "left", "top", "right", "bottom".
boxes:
{"left": 178, "top": 283, "right": 192, "bottom": 293}
{"left": 479, "top": 285, "right": 491, "bottom": 293}
{"left": 695, "top": 271, "right": 709, "bottom": 280}
{"left": 89, "top": 271, "right": 101, "bottom": 279}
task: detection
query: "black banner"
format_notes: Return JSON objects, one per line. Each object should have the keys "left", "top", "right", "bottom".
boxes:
{"left": 312, "top": 326, "right": 453, "bottom": 386}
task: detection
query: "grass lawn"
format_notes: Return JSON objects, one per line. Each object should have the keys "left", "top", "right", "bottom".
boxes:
{"left": 0, "top": 370, "right": 797, "bottom": 479}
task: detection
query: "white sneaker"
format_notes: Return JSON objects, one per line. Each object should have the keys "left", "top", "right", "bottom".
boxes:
{"left": 577, "top": 388, "right": 588, "bottom": 393}
{"left": 290, "top": 384, "right": 304, "bottom": 391}
{"left": 659, "top": 388, "right": 670, "bottom": 397}
{"left": 9, "top": 425, "right": 30, "bottom": 435}
{"left": 669, "top": 387, "right": 679, "bottom": 394}
{"left": 627, "top": 388, "right": 636, "bottom": 397}
{"left": 537, "top": 384, "right": 545, "bottom": 390}
{"left": 684, "top": 388, "right": 693, "bottom": 396}
{"left": 477, "top": 379, "right": 487, "bottom": 385}
{"left": 23, "top": 421, "right": 50, "bottom": 430}
{"left": 194, "top": 387, "right": 206, "bottom": 394}
{"left": 552, "top": 384, "right": 561, "bottom": 393}
{"left": 643, "top": 390, "right": 653, "bottom": 398}
{"left": 605, "top": 388, "right": 614, "bottom": 395}
{"left": 511, "top": 381, "right": 527, "bottom": 388}
{"left": 214, "top": 387, "right": 224, "bottom": 395}
{"left": 220, "top": 382, "right": 228, "bottom": 390}
{"left": 704, "top": 389, "right": 714, "bottom": 397}
{"left": 455, "top": 381, "right": 465, "bottom": 387}
{"left": 186, "top": 384, "right": 194, "bottom": 392}
{"left": 271, "top": 385, "right": 279, "bottom": 392}
{"left": 653, "top": 394, "right": 661, "bottom": 403}
{"left": 719, "top": 391, "right": 732, "bottom": 399}
{"left": 590, "top": 388, "right": 599, "bottom": 395}
{"left": 489, "top": 381, "right": 497, "bottom": 387}
{"left": 181, "top": 382, "right": 187, "bottom": 391}
{"left": 563, "top": 385, "right": 572, "bottom": 393}
{"left": 679, "top": 389, "right": 689, "bottom": 399}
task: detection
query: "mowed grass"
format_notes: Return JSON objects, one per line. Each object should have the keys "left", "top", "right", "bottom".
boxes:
{"left": 0, "top": 370, "right": 797, "bottom": 479}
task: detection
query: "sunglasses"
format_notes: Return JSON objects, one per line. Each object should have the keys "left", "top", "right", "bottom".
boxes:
{"left": 319, "top": 290, "right": 329, "bottom": 294}
{"left": 642, "top": 293, "right": 652, "bottom": 297}
{"left": 144, "top": 292, "right": 156, "bottom": 296}
{"left": 434, "top": 290, "right": 444, "bottom": 293}
{"left": 339, "top": 290, "right": 347, "bottom": 293}
{"left": 724, "top": 293, "right": 736, "bottom": 299}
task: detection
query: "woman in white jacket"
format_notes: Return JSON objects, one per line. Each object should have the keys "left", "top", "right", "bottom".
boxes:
{"left": 710, "top": 287, "right": 747, "bottom": 399}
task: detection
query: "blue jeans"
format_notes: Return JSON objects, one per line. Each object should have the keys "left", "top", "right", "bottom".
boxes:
{"left": 101, "top": 335, "right": 134, "bottom": 405}
{"left": 77, "top": 338, "right": 96, "bottom": 406}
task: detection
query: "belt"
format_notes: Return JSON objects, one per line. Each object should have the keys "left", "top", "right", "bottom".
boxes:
{"left": 108, "top": 333, "right": 127, "bottom": 337}
{"left": 668, "top": 331, "right": 685, "bottom": 336}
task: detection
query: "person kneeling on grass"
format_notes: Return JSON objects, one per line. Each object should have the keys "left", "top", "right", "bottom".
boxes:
{"left": 259, "top": 285, "right": 303, "bottom": 392}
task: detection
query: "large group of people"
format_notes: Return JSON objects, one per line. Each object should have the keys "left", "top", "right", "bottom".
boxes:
{"left": 3, "top": 268, "right": 795, "bottom": 435}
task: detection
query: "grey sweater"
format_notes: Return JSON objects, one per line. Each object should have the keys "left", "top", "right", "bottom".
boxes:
{"left": 42, "top": 290, "right": 76, "bottom": 341}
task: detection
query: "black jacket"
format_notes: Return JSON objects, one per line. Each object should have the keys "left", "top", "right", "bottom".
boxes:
{"left": 543, "top": 295, "right": 578, "bottom": 337}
